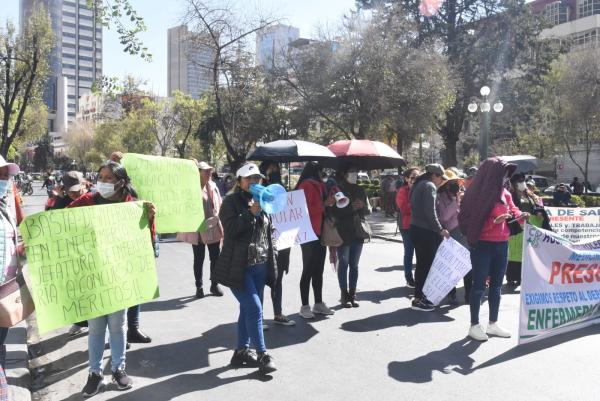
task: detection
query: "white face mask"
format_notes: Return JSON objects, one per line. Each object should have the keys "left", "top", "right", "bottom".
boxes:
{"left": 346, "top": 172, "right": 358, "bottom": 184}
{"left": 96, "top": 182, "right": 116, "bottom": 199}
{"left": 517, "top": 182, "right": 527, "bottom": 192}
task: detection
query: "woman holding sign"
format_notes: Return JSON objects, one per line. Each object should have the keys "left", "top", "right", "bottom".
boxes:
{"left": 213, "top": 163, "right": 278, "bottom": 374}
{"left": 459, "top": 157, "right": 528, "bottom": 342}
{"left": 68, "top": 161, "right": 156, "bottom": 396}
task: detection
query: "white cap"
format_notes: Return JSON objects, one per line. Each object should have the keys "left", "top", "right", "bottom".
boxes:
{"left": 197, "top": 161, "right": 213, "bottom": 170}
{"left": 0, "top": 156, "right": 20, "bottom": 176}
{"left": 236, "top": 163, "right": 265, "bottom": 178}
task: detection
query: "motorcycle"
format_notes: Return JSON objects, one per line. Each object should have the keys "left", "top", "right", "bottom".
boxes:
{"left": 20, "top": 180, "right": 33, "bottom": 196}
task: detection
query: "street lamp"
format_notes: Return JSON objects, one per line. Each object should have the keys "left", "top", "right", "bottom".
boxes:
{"left": 468, "top": 85, "right": 503, "bottom": 160}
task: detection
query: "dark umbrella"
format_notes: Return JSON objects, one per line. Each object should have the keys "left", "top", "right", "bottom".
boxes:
{"left": 247, "top": 140, "right": 337, "bottom": 162}
{"left": 326, "top": 139, "right": 406, "bottom": 170}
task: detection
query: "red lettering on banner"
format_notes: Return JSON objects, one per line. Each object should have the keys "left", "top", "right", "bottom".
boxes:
{"left": 550, "top": 261, "right": 600, "bottom": 284}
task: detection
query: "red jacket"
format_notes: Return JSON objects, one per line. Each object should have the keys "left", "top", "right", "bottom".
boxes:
{"left": 68, "top": 192, "right": 156, "bottom": 242}
{"left": 297, "top": 179, "right": 326, "bottom": 236}
{"left": 395, "top": 185, "right": 411, "bottom": 230}
{"left": 479, "top": 189, "right": 521, "bottom": 242}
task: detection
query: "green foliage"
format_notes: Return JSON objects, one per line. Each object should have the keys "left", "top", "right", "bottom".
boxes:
{"left": 569, "top": 195, "right": 586, "bottom": 208}
{"left": 582, "top": 195, "right": 600, "bottom": 207}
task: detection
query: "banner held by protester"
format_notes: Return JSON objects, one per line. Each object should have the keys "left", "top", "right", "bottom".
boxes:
{"left": 519, "top": 224, "right": 600, "bottom": 344}
{"left": 423, "top": 238, "right": 472, "bottom": 305}
{"left": 271, "top": 189, "right": 317, "bottom": 249}
{"left": 20, "top": 202, "right": 159, "bottom": 333}
{"left": 121, "top": 153, "right": 204, "bottom": 233}
{"left": 545, "top": 207, "right": 600, "bottom": 243}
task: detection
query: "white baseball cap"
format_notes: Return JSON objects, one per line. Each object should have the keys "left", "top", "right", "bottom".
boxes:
{"left": 197, "top": 161, "right": 213, "bottom": 170}
{"left": 0, "top": 156, "right": 20, "bottom": 176}
{"left": 236, "top": 163, "right": 265, "bottom": 178}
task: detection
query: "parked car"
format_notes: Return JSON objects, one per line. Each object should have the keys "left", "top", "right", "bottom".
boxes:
{"left": 526, "top": 174, "right": 551, "bottom": 191}
{"left": 543, "top": 183, "right": 573, "bottom": 195}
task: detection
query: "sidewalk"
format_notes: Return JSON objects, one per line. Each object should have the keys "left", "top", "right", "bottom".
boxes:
{"left": 367, "top": 211, "right": 403, "bottom": 243}
{"left": 5, "top": 320, "right": 31, "bottom": 401}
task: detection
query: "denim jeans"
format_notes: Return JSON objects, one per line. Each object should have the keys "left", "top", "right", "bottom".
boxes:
{"left": 337, "top": 241, "right": 363, "bottom": 290}
{"left": 271, "top": 248, "right": 290, "bottom": 316}
{"left": 231, "top": 263, "right": 267, "bottom": 353}
{"left": 469, "top": 241, "right": 509, "bottom": 324}
{"left": 88, "top": 309, "right": 127, "bottom": 373}
{"left": 399, "top": 229, "right": 414, "bottom": 281}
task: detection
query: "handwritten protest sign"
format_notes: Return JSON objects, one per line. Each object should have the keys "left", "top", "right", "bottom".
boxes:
{"left": 271, "top": 190, "right": 317, "bottom": 249}
{"left": 20, "top": 202, "right": 159, "bottom": 333}
{"left": 423, "top": 238, "right": 472, "bottom": 305}
{"left": 519, "top": 224, "right": 600, "bottom": 344}
{"left": 545, "top": 207, "right": 600, "bottom": 243}
{"left": 121, "top": 153, "right": 204, "bottom": 233}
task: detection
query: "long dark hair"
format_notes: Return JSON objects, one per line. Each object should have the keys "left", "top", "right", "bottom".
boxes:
{"left": 402, "top": 168, "right": 419, "bottom": 187}
{"left": 295, "top": 162, "right": 321, "bottom": 189}
{"left": 98, "top": 161, "right": 138, "bottom": 199}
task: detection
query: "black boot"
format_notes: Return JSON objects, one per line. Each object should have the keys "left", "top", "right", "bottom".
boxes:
{"left": 349, "top": 289, "right": 359, "bottom": 307}
{"left": 341, "top": 289, "right": 351, "bottom": 308}
{"left": 127, "top": 328, "right": 152, "bottom": 343}
{"left": 196, "top": 287, "right": 205, "bottom": 299}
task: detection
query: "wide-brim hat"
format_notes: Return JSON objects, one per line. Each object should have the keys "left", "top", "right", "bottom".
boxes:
{"left": 197, "top": 161, "right": 213, "bottom": 170}
{"left": 0, "top": 156, "right": 20, "bottom": 176}
{"left": 440, "top": 169, "right": 464, "bottom": 187}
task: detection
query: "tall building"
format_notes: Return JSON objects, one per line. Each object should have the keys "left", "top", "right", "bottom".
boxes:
{"left": 532, "top": 0, "right": 600, "bottom": 47}
{"left": 255, "top": 24, "right": 300, "bottom": 70}
{"left": 20, "top": 0, "right": 102, "bottom": 139}
{"left": 167, "top": 25, "right": 213, "bottom": 98}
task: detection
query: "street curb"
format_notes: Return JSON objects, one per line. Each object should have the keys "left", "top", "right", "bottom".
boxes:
{"left": 6, "top": 321, "right": 31, "bottom": 401}
{"left": 371, "top": 234, "right": 403, "bottom": 243}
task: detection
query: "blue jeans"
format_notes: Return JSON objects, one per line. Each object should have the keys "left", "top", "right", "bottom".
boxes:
{"left": 88, "top": 310, "right": 127, "bottom": 373}
{"left": 337, "top": 241, "right": 363, "bottom": 290}
{"left": 400, "top": 229, "right": 414, "bottom": 281}
{"left": 469, "top": 241, "right": 509, "bottom": 324}
{"left": 231, "top": 263, "right": 267, "bottom": 353}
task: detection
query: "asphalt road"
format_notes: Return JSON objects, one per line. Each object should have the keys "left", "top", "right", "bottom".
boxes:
{"left": 20, "top": 187, "right": 599, "bottom": 401}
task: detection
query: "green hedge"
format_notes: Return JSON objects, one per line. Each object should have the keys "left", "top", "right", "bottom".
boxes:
{"left": 582, "top": 195, "right": 600, "bottom": 207}
{"left": 570, "top": 195, "right": 586, "bottom": 208}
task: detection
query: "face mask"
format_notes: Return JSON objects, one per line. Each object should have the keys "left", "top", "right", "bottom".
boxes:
{"left": 0, "top": 180, "right": 9, "bottom": 198}
{"left": 347, "top": 172, "right": 358, "bottom": 184}
{"left": 517, "top": 182, "right": 527, "bottom": 192}
{"left": 96, "top": 182, "right": 116, "bottom": 199}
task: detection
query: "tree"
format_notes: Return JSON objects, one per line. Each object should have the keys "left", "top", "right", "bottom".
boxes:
{"left": 0, "top": 11, "right": 52, "bottom": 157}
{"left": 171, "top": 91, "right": 207, "bottom": 159}
{"left": 67, "top": 120, "right": 94, "bottom": 171}
{"left": 183, "top": 0, "right": 279, "bottom": 167}
{"left": 357, "top": 0, "right": 562, "bottom": 166}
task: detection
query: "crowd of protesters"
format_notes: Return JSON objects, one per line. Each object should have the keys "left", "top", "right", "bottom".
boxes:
{"left": 0, "top": 151, "right": 594, "bottom": 399}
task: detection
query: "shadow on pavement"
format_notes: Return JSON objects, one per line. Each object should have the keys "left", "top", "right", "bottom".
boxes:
{"left": 74, "top": 367, "right": 272, "bottom": 401}
{"left": 140, "top": 296, "right": 198, "bottom": 312}
{"left": 358, "top": 287, "right": 412, "bottom": 304}
{"left": 341, "top": 307, "right": 454, "bottom": 333}
{"left": 474, "top": 325, "right": 599, "bottom": 371}
{"left": 375, "top": 265, "right": 403, "bottom": 272}
{"left": 388, "top": 338, "right": 481, "bottom": 383}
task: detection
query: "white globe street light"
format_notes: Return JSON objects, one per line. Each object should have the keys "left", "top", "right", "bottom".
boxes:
{"left": 467, "top": 103, "right": 478, "bottom": 113}
{"left": 480, "top": 86, "right": 491, "bottom": 97}
{"left": 481, "top": 102, "right": 491, "bottom": 113}
{"left": 493, "top": 102, "right": 504, "bottom": 113}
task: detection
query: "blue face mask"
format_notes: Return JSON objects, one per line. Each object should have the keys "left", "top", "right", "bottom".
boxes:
{"left": 0, "top": 180, "right": 9, "bottom": 198}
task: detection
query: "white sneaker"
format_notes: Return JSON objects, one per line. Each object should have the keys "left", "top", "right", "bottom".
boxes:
{"left": 468, "top": 324, "right": 489, "bottom": 341}
{"left": 300, "top": 305, "right": 315, "bottom": 319}
{"left": 312, "top": 302, "right": 334, "bottom": 315}
{"left": 487, "top": 322, "right": 511, "bottom": 338}
{"left": 68, "top": 324, "right": 89, "bottom": 337}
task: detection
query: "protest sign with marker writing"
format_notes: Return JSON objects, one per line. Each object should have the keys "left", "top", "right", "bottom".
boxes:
{"left": 20, "top": 202, "right": 159, "bottom": 333}
{"left": 121, "top": 153, "right": 204, "bottom": 233}
{"left": 270, "top": 190, "right": 317, "bottom": 249}
{"left": 423, "top": 238, "right": 472, "bottom": 305}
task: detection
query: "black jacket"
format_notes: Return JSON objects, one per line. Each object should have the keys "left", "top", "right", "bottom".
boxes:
{"left": 213, "top": 189, "right": 278, "bottom": 289}
{"left": 330, "top": 182, "right": 370, "bottom": 245}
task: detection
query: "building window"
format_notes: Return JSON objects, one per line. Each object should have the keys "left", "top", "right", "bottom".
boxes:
{"left": 572, "top": 28, "right": 599, "bottom": 47}
{"left": 578, "top": 0, "right": 600, "bottom": 18}
{"left": 545, "top": 1, "right": 569, "bottom": 26}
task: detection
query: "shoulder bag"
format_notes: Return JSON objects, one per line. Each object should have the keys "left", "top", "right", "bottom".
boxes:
{"left": 200, "top": 184, "right": 224, "bottom": 245}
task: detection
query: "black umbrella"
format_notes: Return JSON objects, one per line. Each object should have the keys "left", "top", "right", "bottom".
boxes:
{"left": 247, "top": 140, "right": 337, "bottom": 162}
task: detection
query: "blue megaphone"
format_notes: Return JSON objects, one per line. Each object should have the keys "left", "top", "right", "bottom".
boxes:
{"left": 249, "top": 183, "right": 287, "bottom": 214}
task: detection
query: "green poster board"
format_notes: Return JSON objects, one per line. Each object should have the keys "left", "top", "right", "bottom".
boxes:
{"left": 20, "top": 202, "right": 159, "bottom": 333}
{"left": 121, "top": 153, "right": 204, "bottom": 233}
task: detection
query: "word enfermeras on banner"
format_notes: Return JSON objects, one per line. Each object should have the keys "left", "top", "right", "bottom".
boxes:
{"left": 423, "top": 238, "right": 472, "bottom": 306}
{"left": 519, "top": 223, "right": 600, "bottom": 344}
{"left": 20, "top": 202, "right": 159, "bottom": 334}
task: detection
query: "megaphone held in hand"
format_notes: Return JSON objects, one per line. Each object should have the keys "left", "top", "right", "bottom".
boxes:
{"left": 334, "top": 190, "right": 350, "bottom": 208}
{"left": 249, "top": 183, "right": 287, "bottom": 214}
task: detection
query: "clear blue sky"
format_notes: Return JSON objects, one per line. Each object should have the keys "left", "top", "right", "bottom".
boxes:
{"left": 1, "top": 0, "right": 356, "bottom": 96}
